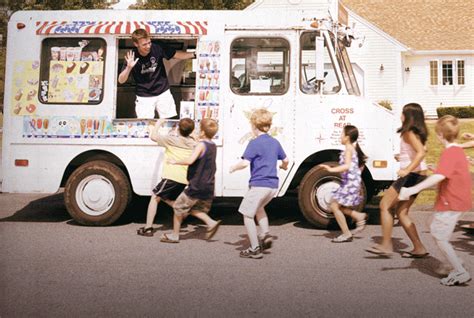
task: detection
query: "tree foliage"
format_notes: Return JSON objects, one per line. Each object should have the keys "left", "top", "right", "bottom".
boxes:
{"left": 132, "top": 0, "right": 252, "bottom": 10}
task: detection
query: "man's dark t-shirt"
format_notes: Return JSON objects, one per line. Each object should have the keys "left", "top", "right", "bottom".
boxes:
{"left": 124, "top": 42, "right": 176, "bottom": 97}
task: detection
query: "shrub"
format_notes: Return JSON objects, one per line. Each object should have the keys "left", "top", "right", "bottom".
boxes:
{"left": 378, "top": 100, "right": 393, "bottom": 110}
{"left": 436, "top": 106, "right": 474, "bottom": 118}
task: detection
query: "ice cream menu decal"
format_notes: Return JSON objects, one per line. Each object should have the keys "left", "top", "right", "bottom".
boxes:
{"left": 11, "top": 61, "right": 40, "bottom": 116}
{"left": 196, "top": 41, "right": 220, "bottom": 120}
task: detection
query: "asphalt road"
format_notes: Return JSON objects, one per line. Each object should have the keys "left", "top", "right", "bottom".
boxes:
{"left": 0, "top": 192, "right": 473, "bottom": 317}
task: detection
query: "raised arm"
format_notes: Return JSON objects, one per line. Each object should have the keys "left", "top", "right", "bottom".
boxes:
{"left": 229, "top": 159, "right": 250, "bottom": 173}
{"left": 169, "top": 142, "right": 205, "bottom": 166}
{"left": 173, "top": 51, "right": 195, "bottom": 60}
{"left": 118, "top": 50, "right": 138, "bottom": 84}
{"left": 398, "top": 174, "right": 445, "bottom": 200}
{"left": 149, "top": 119, "right": 165, "bottom": 142}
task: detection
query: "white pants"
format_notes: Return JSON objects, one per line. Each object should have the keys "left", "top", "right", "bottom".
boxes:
{"left": 430, "top": 211, "right": 466, "bottom": 273}
{"left": 135, "top": 89, "right": 177, "bottom": 119}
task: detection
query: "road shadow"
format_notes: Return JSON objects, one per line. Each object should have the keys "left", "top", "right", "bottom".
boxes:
{"left": 0, "top": 192, "right": 71, "bottom": 223}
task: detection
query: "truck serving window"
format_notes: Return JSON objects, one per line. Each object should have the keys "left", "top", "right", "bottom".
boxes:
{"left": 39, "top": 38, "right": 106, "bottom": 104}
{"left": 300, "top": 32, "right": 340, "bottom": 95}
{"left": 230, "top": 37, "right": 290, "bottom": 95}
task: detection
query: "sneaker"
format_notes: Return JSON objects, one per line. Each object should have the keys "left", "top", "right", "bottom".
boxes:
{"left": 259, "top": 233, "right": 273, "bottom": 250}
{"left": 440, "top": 271, "right": 471, "bottom": 286}
{"left": 239, "top": 246, "right": 263, "bottom": 259}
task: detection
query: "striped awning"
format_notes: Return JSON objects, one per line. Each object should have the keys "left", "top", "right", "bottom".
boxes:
{"left": 36, "top": 21, "right": 207, "bottom": 35}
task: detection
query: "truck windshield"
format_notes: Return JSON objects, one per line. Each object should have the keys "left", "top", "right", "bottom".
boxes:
{"left": 334, "top": 38, "right": 361, "bottom": 96}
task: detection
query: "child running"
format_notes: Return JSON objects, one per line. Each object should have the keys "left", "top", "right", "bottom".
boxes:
{"left": 137, "top": 118, "right": 196, "bottom": 236}
{"left": 320, "top": 125, "right": 368, "bottom": 242}
{"left": 366, "top": 103, "right": 429, "bottom": 257}
{"left": 229, "top": 109, "right": 289, "bottom": 259}
{"left": 399, "top": 115, "right": 472, "bottom": 286}
{"left": 160, "top": 118, "right": 221, "bottom": 243}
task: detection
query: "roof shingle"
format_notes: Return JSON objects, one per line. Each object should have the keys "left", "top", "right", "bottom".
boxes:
{"left": 341, "top": 0, "right": 474, "bottom": 50}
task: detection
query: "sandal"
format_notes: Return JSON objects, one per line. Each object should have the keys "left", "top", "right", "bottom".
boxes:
{"left": 137, "top": 227, "right": 154, "bottom": 237}
{"left": 365, "top": 245, "right": 393, "bottom": 257}
{"left": 160, "top": 233, "right": 179, "bottom": 243}
{"left": 352, "top": 213, "right": 368, "bottom": 234}
{"left": 332, "top": 234, "right": 353, "bottom": 243}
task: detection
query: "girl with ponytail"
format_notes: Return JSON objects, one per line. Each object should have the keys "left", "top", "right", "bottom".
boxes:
{"left": 321, "top": 125, "right": 368, "bottom": 242}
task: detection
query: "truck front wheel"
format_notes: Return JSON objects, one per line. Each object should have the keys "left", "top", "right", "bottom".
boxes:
{"left": 298, "top": 162, "right": 367, "bottom": 228}
{"left": 64, "top": 160, "right": 131, "bottom": 226}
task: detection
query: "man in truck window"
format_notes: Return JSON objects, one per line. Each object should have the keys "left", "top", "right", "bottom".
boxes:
{"left": 118, "top": 29, "right": 196, "bottom": 119}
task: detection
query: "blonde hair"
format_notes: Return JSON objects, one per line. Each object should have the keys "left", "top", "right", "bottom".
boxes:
{"left": 131, "top": 29, "right": 149, "bottom": 44}
{"left": 435, "top": 115, "right": 459, "bottom": 142}
{"left": 250, "top": 109, "right": 272, "bottom": 133}
{"left": 200, "top": 118, "right": 218, "bottom": 139}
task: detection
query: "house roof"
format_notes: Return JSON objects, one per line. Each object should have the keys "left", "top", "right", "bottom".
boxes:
{"left": 341, "top": 0, "right": 474, "bottom": 50}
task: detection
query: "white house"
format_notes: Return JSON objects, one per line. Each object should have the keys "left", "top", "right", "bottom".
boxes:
{"left": 247, "top": 0, "right": 474, "bottom": 117}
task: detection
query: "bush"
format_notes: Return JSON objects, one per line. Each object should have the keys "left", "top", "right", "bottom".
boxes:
{"left": 377, "top": 100, "right": 393, "bottom": 110}
{"left": 436, "top": 106, "right": 474, "bottom": 118}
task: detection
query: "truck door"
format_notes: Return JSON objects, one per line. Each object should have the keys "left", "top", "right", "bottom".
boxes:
{"left": 221, "top": 31, "right": 295, "bottom": 196}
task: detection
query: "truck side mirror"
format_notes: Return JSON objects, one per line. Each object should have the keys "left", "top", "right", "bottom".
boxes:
{"left": 315, "top": 36, "right": 325, "bottom": 82}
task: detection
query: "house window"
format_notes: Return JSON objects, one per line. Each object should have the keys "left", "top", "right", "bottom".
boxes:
{"left": 457, "top": 60, "right": 465, "bottom": 85}
{"left": 429, "top": 61, "right": 438, "bottom": 85}
{"left": 442, "top": 60, "right": 453, "bottom": 85}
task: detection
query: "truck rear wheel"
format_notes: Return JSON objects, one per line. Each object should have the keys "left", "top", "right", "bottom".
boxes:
{"left": 298, "top": 162, "right": 367, "bottom": 228}
{"left": 64, "top": 160, "right": 131, "bottom": 226}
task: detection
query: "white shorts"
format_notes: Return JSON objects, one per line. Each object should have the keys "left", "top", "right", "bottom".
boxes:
{"left": 430, "top": 211, "right": 464, "bottom": 241}
{"left": 238, "top": 187, "right": 278, "bottom": 218}
{"left": 135, "top": 89, "right": 177, "bottom": 119}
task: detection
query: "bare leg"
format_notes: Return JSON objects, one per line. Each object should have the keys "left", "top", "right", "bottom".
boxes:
{"left": 190, "top": 210, "right": 218, "bottom": 228}
{"left": 341, "top": 207, "right": 367, "bottom": 222}
{"left": 255, "top": 208, "right": 269, "bottom": 236}
{"left": 330, "top": 201, "right": 351, "bottom": 237}
{"left": 145, "top": 195, "right": 161, "bottom": 228}
{"left": 172, "top": 213, "right": 184, "bottom": 238}
{"left": 243, "top": 215, "right": 259, "bottom": 249}
{"left": 396, "top": 199, "right": 427, "bottom": 254}
{"left": 377, "top": 186, "right": 399, "bottom": 252}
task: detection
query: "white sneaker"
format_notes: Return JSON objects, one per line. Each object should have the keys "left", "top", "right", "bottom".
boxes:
{"left": 440, "top": 271, "right": 471, "bottom": 286}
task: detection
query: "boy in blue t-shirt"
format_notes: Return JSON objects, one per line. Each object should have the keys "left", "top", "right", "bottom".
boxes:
{"left": 230, "top": 109, "right": 289, "bottom": 259}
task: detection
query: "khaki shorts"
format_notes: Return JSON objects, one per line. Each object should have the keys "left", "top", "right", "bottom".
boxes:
{"left": 174, "top": 191, "right": 213, "bottom": 218}
{"left": 430, "top": 211, "right": 464, "bottom": 241}
{"left": 135, "top": 89, "right": 177, "bottom": 119}
{"left": 238, "top": 187, "right": 277, "bottom": 218}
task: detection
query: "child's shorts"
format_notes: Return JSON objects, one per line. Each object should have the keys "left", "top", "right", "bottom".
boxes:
{"left": 238, "top": 187, "right": 278, "bottom": 218}
{"left": 430, "top": 211, "right": 464, "bottom": 241}
{"left": 391, "top": 172, "right": 427, "bottom": 194}
{"left": 174, "top": 191, "right": 213, "bottom": 217}
{"left": 152, "top": 179, "right": 186, "bottom": 201}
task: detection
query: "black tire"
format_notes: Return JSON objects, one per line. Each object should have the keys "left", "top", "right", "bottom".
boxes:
{"left": 298, "top": 162, "right": 367, "bottom": 228}
{"left": 64, "top": 160, "right": 132, "bottom": 226}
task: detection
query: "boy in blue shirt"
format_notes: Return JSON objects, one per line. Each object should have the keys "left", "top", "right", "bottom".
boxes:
{"left": 230, "top": 109, "right": 289, "bottom": 259}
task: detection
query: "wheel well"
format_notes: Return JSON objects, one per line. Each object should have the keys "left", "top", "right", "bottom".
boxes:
{"left": 289, "top": 149, "right": 376, "bottom": 198}
{"left": 289, "top": 150, "right": 340, "bottom": 189}
{"left": 60, "top": 150, "right": 131, "bottom": 188}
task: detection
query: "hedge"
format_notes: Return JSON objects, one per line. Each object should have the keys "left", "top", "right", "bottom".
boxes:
{"left": 436, "top": 106, "right": 474, "bottom": 118}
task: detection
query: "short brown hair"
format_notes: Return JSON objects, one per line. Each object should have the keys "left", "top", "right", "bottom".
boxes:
{"left": 200, "top": 118, "right": 218, "bottom": 139}
{"left": 178, "top": 118, "right": 195, "bottom": 137}
{"left": 435, "top": 115, "right": 459, "bottom": 142}
{"left": 131, "top": 29, "right": 149, "bottom": 44}
{"left": 250, "top": 109, "right": 272, "bottom": 133}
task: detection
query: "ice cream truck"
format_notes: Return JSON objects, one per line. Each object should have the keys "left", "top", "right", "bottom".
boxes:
{"left": 1, "top": 9, "right": 398, "bottom": 228}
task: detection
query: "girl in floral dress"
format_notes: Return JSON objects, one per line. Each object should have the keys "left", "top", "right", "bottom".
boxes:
{"left": 321, "top": 125, "right": 368, "bottom": 242}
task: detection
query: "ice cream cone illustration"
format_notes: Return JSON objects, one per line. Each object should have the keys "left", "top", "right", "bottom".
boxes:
{"left": 87, "top": 119, "right": 93, "bottom": 135}
{"left": 43, "top": 119, "right": 49, "bottom": 134}
{"left": 80, "top": 119, "right": 86, "bottom": 135}
{"left": 27, "top": 89, "right": 36, "bottom": 101}
{"left": 14, "top": 89, "right": 23, "bottom": 101}
{"left": 100, "top": 119, "right": 105, "bottom": 135}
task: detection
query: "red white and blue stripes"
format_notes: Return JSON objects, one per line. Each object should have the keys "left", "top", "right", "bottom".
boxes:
{"left": 36, "top": 21, "right": 208, "bottom": 35}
